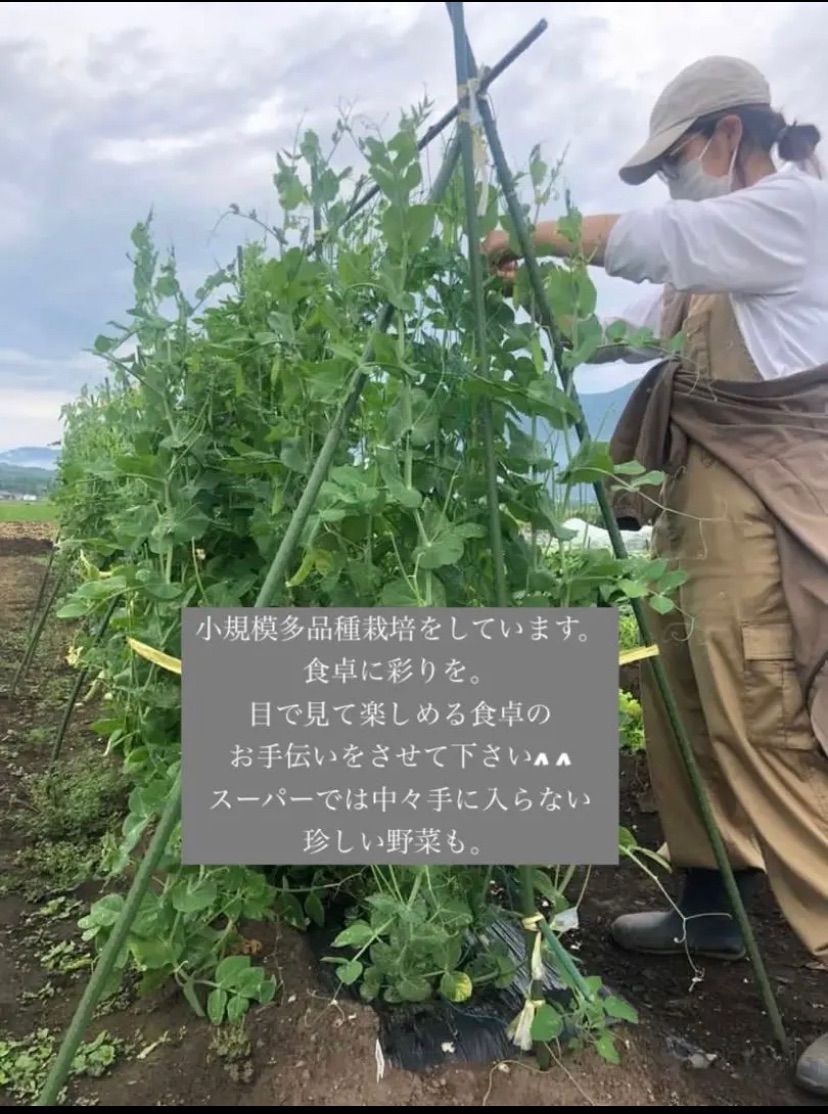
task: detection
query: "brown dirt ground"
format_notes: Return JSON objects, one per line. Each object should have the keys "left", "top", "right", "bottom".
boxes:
{"left": 0, "top": 524, "right": 825, "bottom": 1107}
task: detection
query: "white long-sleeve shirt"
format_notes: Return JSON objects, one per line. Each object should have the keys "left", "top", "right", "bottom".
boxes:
{"left": 601, "top": 165, "right": 828, "bottom": 379}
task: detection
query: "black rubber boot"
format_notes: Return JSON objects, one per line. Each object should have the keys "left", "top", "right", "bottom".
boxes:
{"left": 610, "top": 868, "right": 762, "bottom": 960}
{"left": 795, "top": 1031, "right": 828, "bottom": 1098}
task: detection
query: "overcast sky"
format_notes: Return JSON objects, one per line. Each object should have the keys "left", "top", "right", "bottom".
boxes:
{"left": 1, "top": 1, "right": 825, "bottom": 450}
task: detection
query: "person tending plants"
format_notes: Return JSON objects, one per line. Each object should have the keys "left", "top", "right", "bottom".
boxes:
{"left": 484, "top": 54, "right": 828, "bottom": 1097}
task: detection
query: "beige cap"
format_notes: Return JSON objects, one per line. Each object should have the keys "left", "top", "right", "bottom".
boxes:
{"left": 619, "top": 56, "right": 771, "bottom": 184}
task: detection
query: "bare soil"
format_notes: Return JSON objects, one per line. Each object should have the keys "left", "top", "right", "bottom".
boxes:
{"left": 0, "top": 524, "right": 824, "bottom": 1106}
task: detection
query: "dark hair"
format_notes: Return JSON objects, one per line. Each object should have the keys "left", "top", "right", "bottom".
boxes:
{"left": 692, "top": 104, "right": 822, "bottom": 169}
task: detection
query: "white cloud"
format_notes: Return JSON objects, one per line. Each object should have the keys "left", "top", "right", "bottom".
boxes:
{"left": 0, "top": 181, "right": 37, "bottom": 247}
{"left": 0, "top": 1, "right": 824, "bottom": 449}
{"left": 0, "top": 387, "right": 73, "bottom": 451}
{"left": 0, "top": 347, "right": 104, "bottom": 391}
{"left": 93, "top": 129, "right": 228, "bottom": 166}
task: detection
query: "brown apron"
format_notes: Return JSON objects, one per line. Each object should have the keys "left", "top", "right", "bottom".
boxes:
{"left": 641, "top": 290, "right": 828, "bottom": 962}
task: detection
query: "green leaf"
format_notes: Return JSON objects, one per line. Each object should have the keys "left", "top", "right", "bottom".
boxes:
{"left": 332, "top": 921, "right": 374, "bottom": 949}
{"left": 556, "top": 209, "right": 582, "bottom": 245}
{"left": 207, "top": 987, "right": 227, "bottom": 1025}
{"left": 406, "top": 204, "right": 436, "bottom": 254}
{"left": 531, "top": 869, "right": 567, "bottom": 911}
{"left": 258, "top": 977, "right": 277, "bottom": 1005}
{"left": 89, "top": 894, "right": 125, "bottom": 927}
{"left": 235, "top": 968, "right": 266, "bottom": 998}
{"left": 338, "top": 959, "right": 364, "bottom": 986}
{"left": 128, "top": 935, "right": 175, "bottom": 970}
{"left": 377, "top": 447, "right": 421, "bottom": 507}
{"left": 381, "top": 202, "right": 434, "bottom": 258}
{"left": 171, "top": 879, "right": 218, "bottom": 914}
{"left": 648, "top": 594, "right": 675, "bottom": 615}
{"left": 595, "top": 1030, "right": 620, "bottom": 1064}
{"left": 305, "top": 892, "right": 325, "bottom": 928}
{"left": 564, "top": 316, "right": 603, "bottom": 368}
{"left": 658, "top": 569, "right": 688, "bottom": 592}
{"left": 215, "top": 955, "right": 252, "bottom": 989}
{"left": 618, "top": 578, "right": 648, "bottom": 599}
{"left": 386, "top": 387, "right": 438, "bottom": 447}
{"left": 439, "top": 971, "right": 473, "bottom": 1003}
{"left": 605, "top": 319, "right": 629, "bottom": 343}
{"left": 150, "top": 505, "right": 210, "bottom": 548}
{"left": 381, "top": 205, "right": 405, "bottom": 255}
{"left": 531, "top": 1003, "right": 564, "bottom": 1042}
{"left": 359, "top": 965, "right": 384, "bottom": 1002}
{"left": 379, "top": 577, "right": 420, "bottom": 606}
{"left": 437, "top": 935, "right": 463, "bottom": 972}
{"left": 368, "top": 940, "right": 398, "bottom": 974}
{"left": 415, "top": 520, "right": 485, "bottom": 571}
{"left": 613, "top": 460, "right": 646, "bottom": 476}
{"left": 122, "top": 812, "right": 149, "bottom": 854}
{"left": 137, "top": 968, "right": 173, "bottom": 999}
{"left": 583, "top": 975, "right": 604, "bottom": 996}
{"left": 182, "top": 977, "right": 206, "bottom": 1018}
{"left": 280, "top": 438, "right": 308, "bottom": 473}
{"left": 227, "top": 994, "right": 250, "bottom": 1024}
{"left": 155, "top": 273, "right": 178, "bottom": 298}
{"left": 559, "top": 441, "right": 613, "bottom": 485}
{"left": 275, "top": 889, "right": 306, "bottom": 929}
{"left": 274, "top": 156, "right": 307, "bottom": 211}
{"left": 307, "top": 358, "right": 350, "bottom": 403}
{"left": 603, "top": 995, "right": 638, "bottom": 1023}
{"left": 364, "top": 890, "right": 400, "bottom": 914}
{"left": 530, "top": 145, "right": 548, "bottom": 189}
{"left": 57, "top": 598, "right": 91, "bottom": 620}
{"left": 397, "top": 976, "right": 432, "bottom": 1003}
{"left": 525, "top": 379, "right": 580, "bottom": 427}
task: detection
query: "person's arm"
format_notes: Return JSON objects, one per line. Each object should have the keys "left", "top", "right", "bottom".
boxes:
{"left": 483, "top": 216, "right": 620, "bottom": 275}
{"left": 485, "top": 173, "right": 813, "bottom": 295}
{"left": 603, "top": 174, "right": 814, "bottom": 293}
{"left": 534, "top": 215, "right": 620, "bottom": 267}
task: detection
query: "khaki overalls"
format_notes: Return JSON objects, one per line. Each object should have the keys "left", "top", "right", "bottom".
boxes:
{"left": 640, "top": 290, "right": 828, "bottom": 962}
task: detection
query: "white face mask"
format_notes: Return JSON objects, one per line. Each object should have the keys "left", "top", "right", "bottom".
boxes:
{"left": 664, "top": 135, "right": 740, "bottom": 202}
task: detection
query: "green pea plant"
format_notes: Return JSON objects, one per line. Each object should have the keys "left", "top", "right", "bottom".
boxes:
{"left": 49, "top": 104, "right": 681, "bottom": 1061}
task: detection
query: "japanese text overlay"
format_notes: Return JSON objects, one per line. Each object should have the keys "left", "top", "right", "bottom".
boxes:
{"left": 182, "top": 608, "right": 619, "bottom": 865}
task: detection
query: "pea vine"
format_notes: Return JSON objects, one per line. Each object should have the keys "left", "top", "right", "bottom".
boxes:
{"left": 52, "top": 103, "right": 679, "bottom": 1057}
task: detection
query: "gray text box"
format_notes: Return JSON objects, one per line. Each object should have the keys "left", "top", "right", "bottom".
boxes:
{"left": 182, "top": 608, "right": 619, "bottom": 865}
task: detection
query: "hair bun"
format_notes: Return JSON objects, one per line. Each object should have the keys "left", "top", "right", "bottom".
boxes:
{"left": 778, "top": 121, "right": 822, "bottom": 162}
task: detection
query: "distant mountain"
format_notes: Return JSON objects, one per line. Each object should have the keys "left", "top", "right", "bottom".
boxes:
{"left": 518, "top": 379, "right": 641, "bottom": 502}
{"left": 0, "top": 446, "right": 60, "bottom": 471}
{"left": 523, "top": 379, "right": 638, "bottom": 457}
{"left": 0, "top": 462, "right": 54, "bottom": 498}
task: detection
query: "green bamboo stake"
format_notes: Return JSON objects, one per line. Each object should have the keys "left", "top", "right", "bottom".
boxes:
{"left": 33, "top": 784, "right": 182, "bottom": 1106}
{"left": 469, "top": 53, "right": 787, "bottom": 1051}
{"left": 536, "top": 916, "right": 595, "bottom": 1001}
{"left": 25, "top": 531, "right": 60, "bottom": 641}
{"left": 448, "top": 0, "right": 551, "bottom": 1069}
{"left": 448, "top": 1, "right": 507, "bottom": 609}
{"left": 35, "top": 130, "right": 468, "bottom": 1109}
{"left": 9, "top": 564, "right": 66, "bottom": 699}
{"left": 50, "top": 594, "right": 120, "bottom": 766}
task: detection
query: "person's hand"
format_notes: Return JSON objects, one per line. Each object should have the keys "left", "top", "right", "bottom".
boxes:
{"left": 481, "top": 229, "right": 519, "bottom": 288}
